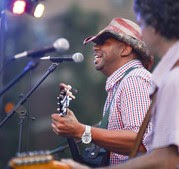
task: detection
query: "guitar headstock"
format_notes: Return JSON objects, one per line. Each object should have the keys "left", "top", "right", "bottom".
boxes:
{"left": 9, "top": 150, "right": 71, "bottom": 169}
{"left": 57, "top": 85, "right": 77, "bottom": 116}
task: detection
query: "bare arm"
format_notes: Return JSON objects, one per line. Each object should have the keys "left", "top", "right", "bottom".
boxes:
{"left": 100, "top": 145, "right": 179, "bottom": 169}
{"left": 91, "top": 126, "right": 146, "bottom": 154}
{"left": 52, "top": 82, "right": 147, "bottom": 154}
{"left": 61, "top": 145, "right": 179, "bottom": 169}
{"left": 51, "top": 109, "right": 145, "bottom": 155}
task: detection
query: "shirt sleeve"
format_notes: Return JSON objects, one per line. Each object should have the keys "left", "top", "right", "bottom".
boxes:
{"left": 152, "top": 71, "right": 179, "bottom": 151}
{"left": 119, "top": 75, "right": 151, "bottom": 148}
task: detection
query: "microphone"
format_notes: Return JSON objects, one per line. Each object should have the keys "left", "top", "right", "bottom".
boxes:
{"left": 40, "top": 52, "right": 84, "bottom": 63}
{"left": 13, "top": 38, "right": 70, "bottom": 59}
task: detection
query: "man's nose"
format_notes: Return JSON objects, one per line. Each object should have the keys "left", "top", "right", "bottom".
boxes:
{"left": 93, "top": 44, "right": 100, "bottom": 51}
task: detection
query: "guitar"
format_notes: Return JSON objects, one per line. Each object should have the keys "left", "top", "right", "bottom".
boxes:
{"left": 57, "top": 85, "right": 82, "bottom": 163}
{"left": 57, "top": 85, "right": 109, "bottom": 167}
{"left": 8, "top": 151, "right": 71, "bottom": 169}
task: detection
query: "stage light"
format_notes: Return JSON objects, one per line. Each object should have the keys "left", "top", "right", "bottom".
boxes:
{"left": 33, "top": 3, "right": 45, "bottom": 18}
{"left": 12, "top": 0, "right": 26, "bottom": 15}
{"left": 5, "top": 0, "right": 45, "bottom": 17}
{"left": 25, "top": 1, "right": 45, "bottom": 18}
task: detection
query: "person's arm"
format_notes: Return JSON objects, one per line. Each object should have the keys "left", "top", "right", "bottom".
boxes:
{"left": 100, "top": 145, "right": 179, "bottom": 169}
{"left": 51, "top": 109, "right": 145, "bottom": 155}
{"left": 61, "top": 145, "right": 179, "bottom": 169}
{"left": 91, "top": 126, "right": 146, "bottom": 154}
{"left": 51, "top": 77, "right": 150, "bottom": 155}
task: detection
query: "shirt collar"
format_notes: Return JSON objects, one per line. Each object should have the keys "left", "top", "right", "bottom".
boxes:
{"left": 152, "top": 40, "right": 179, "bottom": 88}
{"left": 105, "top": 59, "right": 143, "bottom": 91}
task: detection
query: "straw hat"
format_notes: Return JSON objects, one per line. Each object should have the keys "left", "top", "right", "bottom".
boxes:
{"left": 84, "top": 18, "right": 152, "bottom": 69}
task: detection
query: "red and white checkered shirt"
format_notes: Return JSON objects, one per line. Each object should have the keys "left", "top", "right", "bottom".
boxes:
{"left": 103, "top": 59, "right": 152, "bottom": 165}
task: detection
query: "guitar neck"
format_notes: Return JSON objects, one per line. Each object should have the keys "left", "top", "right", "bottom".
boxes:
{"left": 67, "top": 138, "right": 82, "bottom": 163}
{"left": 58, "top": 87, "right": 82, "bottom": 163}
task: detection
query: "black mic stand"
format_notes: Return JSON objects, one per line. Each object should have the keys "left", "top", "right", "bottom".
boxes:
{"left": 16, "top": 104, "right": 35, "bottom": 153}
{"left": 17, "top": 105, "right": 27, "bottom": 153}
{"left": 0, "top": 62, "right": 59, "bottom": 128}
{"left": 0, "top": 60, "right": 38, "bottom": 153}
{"left": 0, "top": 60, "right": 39, "bottom": 97}
{"left": 0, "top": 1, "right": 6, "bottom": 113}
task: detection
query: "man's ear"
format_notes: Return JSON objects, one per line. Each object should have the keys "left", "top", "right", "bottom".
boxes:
{"left": 121, "top": 45, "right": 133, "bottom": 57}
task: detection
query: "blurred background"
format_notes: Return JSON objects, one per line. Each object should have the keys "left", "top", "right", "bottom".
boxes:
{"left": 0, "top": 0, "right": 151, "bottom": 168}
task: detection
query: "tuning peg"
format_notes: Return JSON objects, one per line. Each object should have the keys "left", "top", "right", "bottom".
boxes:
{"left": 71, "top": 88, "right": 78, "bottom": 94}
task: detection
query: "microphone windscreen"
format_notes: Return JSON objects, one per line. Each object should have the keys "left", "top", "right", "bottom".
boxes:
{"left": 72, "top": 53, "right": 84, "bottom": 63}
{"left": 53, "top": 38, "right": 70, "bottom": 52}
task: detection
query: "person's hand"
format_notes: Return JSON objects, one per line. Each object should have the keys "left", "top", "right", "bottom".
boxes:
{"left": 59, "top": 83, "right": 77, "bottom": 99}
{"left": 60, "top": 83, "right": 71, "bottom": 91}
{"left": 61, "top": 159, "right": 91, "bottom": 169}
{"left": 51, "top": 108, "right": 85, "bottom": 138}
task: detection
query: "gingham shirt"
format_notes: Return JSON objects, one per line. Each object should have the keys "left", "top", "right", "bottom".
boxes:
{"left": 103, "top": 59, "right": 152, "bottom": 165}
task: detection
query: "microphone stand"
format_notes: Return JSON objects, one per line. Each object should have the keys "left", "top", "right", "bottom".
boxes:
{"left": 0, "top": 60, "right": 38, "bottom": 153}
{"left": 0, "top": 2, "right": 6, "bottom": 112}
{"left": 16, "top": 104, "right": 36, "bottom": 153}
{"left": 17, "top": 105, "right": 27, "bottom": 153}
{"left": 0, "top": 60, "right": 39, "bottom": 97}
{"left": 0, "top": 62, "right": 59, "bottom": 128}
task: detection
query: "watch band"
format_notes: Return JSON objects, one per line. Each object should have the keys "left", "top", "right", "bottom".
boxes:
{"left": 81, "top": 125, "right": 92, "bottom": 144}
{"left": 85, "top": 125, "right": 91, "bottom": 134}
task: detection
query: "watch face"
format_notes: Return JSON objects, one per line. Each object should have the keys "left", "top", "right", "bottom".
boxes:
{"left": 82, "top": 133, "right": 92, "bottom": 144}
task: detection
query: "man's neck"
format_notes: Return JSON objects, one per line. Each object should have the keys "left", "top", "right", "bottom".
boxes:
{"left": 157, "top": 38, "right": 177, "bottom": 58}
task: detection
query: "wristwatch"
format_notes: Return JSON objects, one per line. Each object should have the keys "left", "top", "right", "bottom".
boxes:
{"left": 81, "top": 125, "right": 92, "bottom": 144}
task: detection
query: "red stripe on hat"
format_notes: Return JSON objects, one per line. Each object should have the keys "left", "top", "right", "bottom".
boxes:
{"left": 107, "top": 25, "right": 126, "bottom": 35}
{"left": 114, "top": 18, "right": 141, "bottom": 40}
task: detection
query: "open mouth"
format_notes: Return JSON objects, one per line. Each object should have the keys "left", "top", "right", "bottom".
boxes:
{"left": 94, "top": 53, "right": 102, "bottom": 64}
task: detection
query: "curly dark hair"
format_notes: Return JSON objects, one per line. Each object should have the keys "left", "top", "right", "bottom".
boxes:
{"left": 134, "top": 0, "right": 179, "bottom": 40}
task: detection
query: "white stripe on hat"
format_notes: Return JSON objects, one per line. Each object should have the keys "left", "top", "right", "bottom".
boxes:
{"left": 110, "top": 19, "right": 141, "bottom": 39}
{"left": 123, "top": 18, "right": 141, "bottom": 34}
